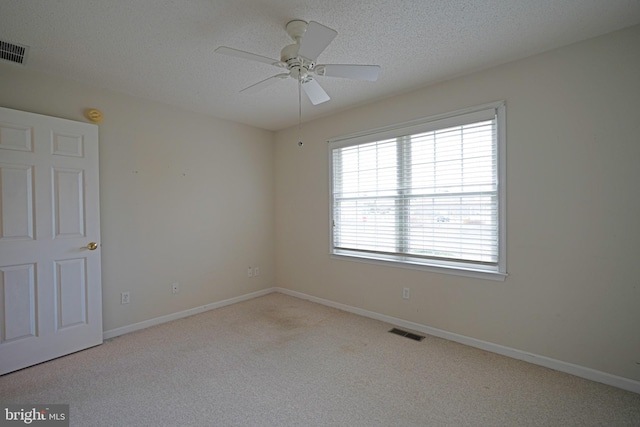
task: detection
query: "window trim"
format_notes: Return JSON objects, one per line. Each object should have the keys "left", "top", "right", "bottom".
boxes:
{"left": 328, "top": 101, "right": 507, "bottom": 281}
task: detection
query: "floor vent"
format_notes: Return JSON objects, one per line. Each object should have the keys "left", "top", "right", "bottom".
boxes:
{"left": 0, "top": 40, "right": 28, "bottom": 65}
{"left": 389, "top": 328, "right": 425, "bottom": 341}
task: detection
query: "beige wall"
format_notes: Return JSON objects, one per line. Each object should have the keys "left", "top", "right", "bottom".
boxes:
{"left": 2, "top": 24, "right": 638, "bottom": 384}
{"left": 275, "top": 25, "right": 640, "bottom": 381}
{"left": 0, "top": 65, "right": 275, "bottom": 332}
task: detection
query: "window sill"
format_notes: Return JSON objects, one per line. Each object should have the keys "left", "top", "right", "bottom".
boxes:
{"left": 330, "top": 251, "right": 507, "bottom": 282}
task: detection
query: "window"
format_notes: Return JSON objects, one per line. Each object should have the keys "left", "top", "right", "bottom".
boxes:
{"left": 329, "top": 102, "right": 506, "bottom": 280}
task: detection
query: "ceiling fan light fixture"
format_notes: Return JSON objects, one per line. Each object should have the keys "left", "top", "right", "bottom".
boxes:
{"left": 290, "top": 66, "right": 307, "bottom": 80}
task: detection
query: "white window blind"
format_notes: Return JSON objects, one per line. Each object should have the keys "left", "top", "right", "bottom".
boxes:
{"left": 330, "top": 103, "right": 506, "bottom": 277}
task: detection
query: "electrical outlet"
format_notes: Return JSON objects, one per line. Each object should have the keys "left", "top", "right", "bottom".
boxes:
{"left": 402, "top": 287, "right": 410, "bottom": 300}
{"left": 121, "top": 292, "right": 130, "bottom": 304}
{"left": 247, "top": 267, "right": 253, "bottom": 278}
{"left": 253, "top": 266, "right": 260, "bottom": 276}
{"left": 172, "top": 283, "right": 179, "bottom": 294}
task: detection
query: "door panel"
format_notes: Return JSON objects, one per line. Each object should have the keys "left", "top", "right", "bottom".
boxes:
{"left": 0, "top": 122, "right": 32, "bottom": 152}
{"left": 0, "top": 107, "right": 102, "bottom": 375}
{"left": 55, "top": 257, "right": 88, "bottom": 330}
{"left": 1, "top": 263, "right": 36, "bottom": 342}
{"left": 53, "top": 168, "right": 85, "bottom": 238}
{"left": 0, "top": 164, "right": 34, "bottom": 240}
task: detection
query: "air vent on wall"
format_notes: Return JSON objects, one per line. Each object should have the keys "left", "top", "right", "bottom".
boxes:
{"left": 0, "top": 40, "right": 29, "bottom": 65}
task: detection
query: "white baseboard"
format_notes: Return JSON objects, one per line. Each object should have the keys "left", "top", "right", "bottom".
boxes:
{"left": 274, "top": 287, "right": 640, "bottom": 395}
{"left": 102, "top": 286, "right": 639, "bottom": 394}
{"left": 102, "top": 288, "right": 274, "bottom": 340}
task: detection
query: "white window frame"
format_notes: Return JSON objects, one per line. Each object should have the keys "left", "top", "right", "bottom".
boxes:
{"left": 328, "top": 102, "right": 507, "bottom": 281}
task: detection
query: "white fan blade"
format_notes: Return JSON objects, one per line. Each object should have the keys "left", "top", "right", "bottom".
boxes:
{"left": 215, "top": 46, "right": 284, "bottom": 67}
{"left": 319, "top": 64, "right": 381, "bottom": 81}
{"left": 298, "top": 21, "right": 337, "bottom": 62}
{"left": 240, "top": 73, "right": 289, "bottom": 94}
{"left": 301, "top": 78, "right": 330, "bottom": 105}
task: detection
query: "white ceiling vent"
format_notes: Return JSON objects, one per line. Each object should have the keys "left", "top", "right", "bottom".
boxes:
{"left": 0, "top": 40, "right": 29, "bottom": 65}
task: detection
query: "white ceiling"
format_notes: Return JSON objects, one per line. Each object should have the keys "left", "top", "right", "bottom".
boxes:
{"left": 2, "top": 1, "right": 640, "bottom": 131}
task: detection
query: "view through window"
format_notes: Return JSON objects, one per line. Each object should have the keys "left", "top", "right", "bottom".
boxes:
{"left": 330, "top": 103, "right": 506, "bottom": 278}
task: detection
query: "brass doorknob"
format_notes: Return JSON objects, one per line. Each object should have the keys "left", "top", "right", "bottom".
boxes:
{"left": 83, "top": 242, "right": 98, "bottom": 250}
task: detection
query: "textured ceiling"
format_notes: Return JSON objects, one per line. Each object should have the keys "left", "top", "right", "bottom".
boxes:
{"left": 1, "top": 0, "right": 640, "bottom": 131}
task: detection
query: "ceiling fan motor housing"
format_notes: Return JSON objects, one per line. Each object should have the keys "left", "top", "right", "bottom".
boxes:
{"left": 281, "top": 43, "right": 312, "bottom": 80}
{"left": 282, "top": 19, "right": 311, "bottom": 74}
{"left": 280, "top": 43, "right": 300, "bottom": 62}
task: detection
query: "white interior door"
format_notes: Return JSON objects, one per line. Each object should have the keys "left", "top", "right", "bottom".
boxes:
{"left": 0, "top": 107, "right": 102, "bottom": 375}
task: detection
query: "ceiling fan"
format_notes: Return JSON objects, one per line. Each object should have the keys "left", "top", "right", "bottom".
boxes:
{"left": 215, "top": 20, "right": 381, "bottom": 106}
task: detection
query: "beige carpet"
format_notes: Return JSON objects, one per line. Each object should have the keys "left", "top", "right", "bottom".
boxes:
{"left": 1, "top": 293, "right": 639, "bottom": 426}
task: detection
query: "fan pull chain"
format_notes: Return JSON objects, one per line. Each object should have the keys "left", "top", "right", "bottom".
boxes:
{"left": 297, "top": 75, "right": 303, "bottom": 147}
